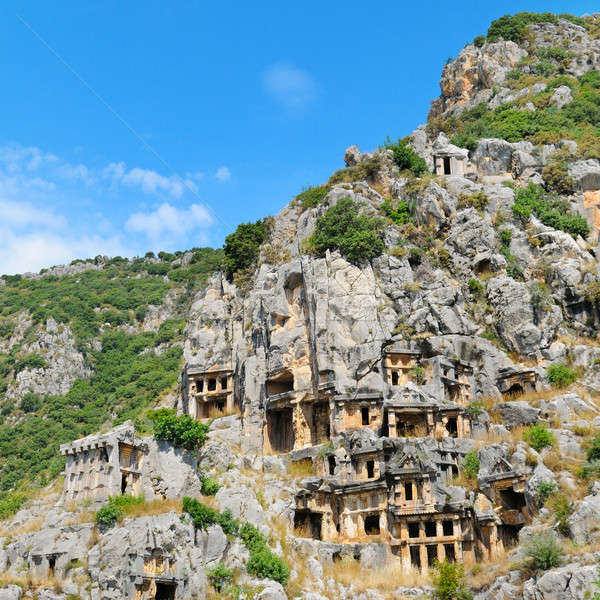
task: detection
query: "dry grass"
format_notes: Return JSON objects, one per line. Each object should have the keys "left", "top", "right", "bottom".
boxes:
{"left": 0, "top": 517, "right": 43, "bottom": 537}
{"left": 451, "top": 473, "right": 477, "bottom": 492}
{"left": 207, "top": 405, "right": 241, "bottom": 420}
{"left": 323, "top": 559, "right": 429, "bottom": 597}
{"left": 287, "top": 459, "right": 313, "bottom": 478}
{"left": 121, "top": 497, "right": 183, "bottom": 519}
{"left": 466, "top": 548, "right": 515, "bottom": 590}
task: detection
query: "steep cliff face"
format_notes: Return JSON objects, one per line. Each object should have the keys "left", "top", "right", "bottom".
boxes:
{"left": 4, "top": 12, "right": 600, "bottom": 600}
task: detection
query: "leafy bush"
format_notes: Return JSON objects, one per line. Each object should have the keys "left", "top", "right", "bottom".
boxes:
{"left": 547, "top": 362, "right": 577, "bottom": 387}
{"left": 463, "top": 401, "right": 484, "bottom": 419}
{"left": 95, "top": 503, "right": 122, "bottom": 528}
{"left": 537, "top": 481, "right": 557, "bottom": 505}
{"left": 588, "top": 435, "right": 600, "bottom": 462}
{"left": 150, "top": 409, "right": 209, "bottom": 450}
{"left": 468, "top": 278, "right": 485, "bottom": 300}
{"left": 14, "top": 353, "right": 46, "bottom": 374}
{"left": 380, "top": 198, "right": 412, "bottom": 226}
{"left": 462, "top": 451, "right": 480, "bottom": 479}
{"left": 308, "top": 198, "right": 385, "bottom": 264}
{"left": 20, "top": 392, "right": 42, "bottom": 413}
{"left": 512, "top": 183, "right": 590, "bottom": 239}
{"left": 524, "top": 532, "right": 564, "bottom": 571}
{"left": 384, "top": 138, "right": 428, "bottom": 176}
{"left": 433, "top": 561, "right": 473, "bottom": 600}
{"left": 295, "top": 185, "right": 330, "bottom": 209}
{"left": 549, "top": 493, "right": 572, "bottom": 536}
{"left": 201, "top": 475, "right": 221, "bottom": 496}
{"left": 542, "top": 158, "right": 575, "bottom": 195}
{"left": 524, "top": 424, "right": 555, "bottom": 451}
{"left": 182, "top": 496, "right": 219, "bottom": 530}
{"left": 155, "top": 319, "right": 186, "bottom": 345}
{"left": 486, "top": 12, "right": 585, "bottom": 43}
{"left": 241, "top": 523, "right": 290, "bottom": 585}
{"left": 458, "top": 191, "right": 488, "bottom": 210}
{"left": 207, "top": 563, "right": 234, "bottom": 592}
{"left": 0, "top": 492, "right": 26, "bottom": 520}
{"left": 0, "top": 320, "right": 15, "bottom": 340}
{"left": 223, "top": 220, "right": 270, "bottom": 277}
{"left": 473, "top": 35, "right": 485, "bottom": 48}
{"left": 217, "top": 509, "right": 240, "bottom": 536}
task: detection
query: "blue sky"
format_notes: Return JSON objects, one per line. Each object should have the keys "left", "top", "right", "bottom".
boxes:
{"left": 0, "top": 1, "right": 597, "bottom": 273}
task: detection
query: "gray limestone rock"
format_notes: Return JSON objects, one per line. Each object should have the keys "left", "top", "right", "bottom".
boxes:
{"left": 494, "top": 401, "right": 541, "bottom": 428}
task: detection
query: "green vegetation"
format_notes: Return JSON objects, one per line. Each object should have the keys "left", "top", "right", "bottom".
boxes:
{"left": 463, "top": 401, "right": 484, "bottom": 419}
{"left": 468, "top": 278, "right": 485, "bottom": 300}
{"left": 0, "top": 330, "right": 184, "bottom": 493}
{"left": 432, "top": 69, "right": 600, "bottom": 161}
{"left": 20, "top": 392, "right": 42, "bottom": 413}
{"left": 95, "top": 494, "right": 145, "bottom": 528}
{"left": 498, "top": 228, "right": 524, "bottom": 281}
{"left": 485, "top": 12, "right": 586, "bottom": 44}
{"left": 241, "top": 522, "right": 290, "bottom": 586}
{"left": 587, "top": 435, "right": 600, "bottom": 462}
{"left": 295, "top": 185, "right": 331, "bottom": 209}
{"left": 524, "top": 532, "right": 564, "bottom": 571}
{"left": 383, "top": 137, "right": 428, "bottom": 176}
{"left": 524, "top": 424, "right": 555, "bottom": 451}
{"left": 155, "top": 318, "right": 186, "bottom": 345}
{"left": 548, "top": 492, "right": 572, "bottom": 536}
{"left": 14, "top": 353, "right": 46, "bottom": 374}
{"left": 536, "top": 481, "right": 557, "bottom": 505}
{"left": 547, "top": 362, "right": 578, "bottom": 387}
{"left": 458, "top": 190, "right": 488, "bottom": 211}
{"left": 462, "top": 451, "right": 479, "bottom": 479}
{"left": 380, "top": 198, "right": 414, "bottom": 226}
{"left": 223, "top": 219, "right": 270, "bottom": 277}
{"left": 307, "top": 198, "right": 385, "bottom": 264}
{"left": 327, "top": 157, "right": 382, "bottom": 185}
{"left": 207, "top": 563, "right": 234, "bottom": 592}
{"left": 200, "top": 475, "right": 221, "bottom": 496}
{"left": 0, "top": 492, "right": 26, "bottom": 520}
{"left": 432, "top": 561, "right": 473, "bottom": 600}
{"left": 512, "top": 184, "right": 590, "bottom": 239}
{"left": 149, "top": 409, "right": 209, "bottom": 450}
{"left": 183, "top": 498, "right": 289, "bottom": 586}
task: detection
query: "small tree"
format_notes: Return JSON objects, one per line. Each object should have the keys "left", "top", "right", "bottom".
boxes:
{"left": 308, "top": 198, "right": 385, "bottom": 264}
{"left": 150, "top": 409, "right": 209, "bottom": 450}
{"left": 524, "top": 424, "right": 554, "bottom": 452}
{"left": 462, "top": 451, "right": 480, "bottom": 480}
{"left": 207, "top": 562, "right": 234, "bottom": 592}
{"left": 547, "top": 363, "right": 577, "bottom": 388}
{"left": 587, "top": 435, "right": 600, "bottom": 462}
{"left": 524, "top": 532, "right": 564, "bottom": 571}
{"left": 223, "top": 219, "right": 270, "bottom": 277}
{"left": 433, "top": 561, "right": 473, "bottom": 600}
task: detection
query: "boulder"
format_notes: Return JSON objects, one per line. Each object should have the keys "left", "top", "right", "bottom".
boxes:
{"left": 494, "top": 401, "right": 540, "bottom": 427}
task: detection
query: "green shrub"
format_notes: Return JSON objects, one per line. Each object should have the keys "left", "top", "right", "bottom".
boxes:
{"left": 587, "top": 435, "right": 600, "bottom": 462}
{"left": 462, "top": 451, "right": 479, "bottom": 479}
{"left": 109, "top": 494, "right": 144, "bottom": 511}
{"left": 468, "top": 278, "right": 485, "bottom": 300}
{"left": 512, "top": 183, "right": 590, "bottom": 239}
{"left": 217, "top": 509, "right": 240, "bottom": 536}
{"left": 150, "top": 409, "right": 209, "bottom": 450}
{"left": 201, "top": 475, "right": 221, "bottom": 496}
{"left": 486, "top": 12, "right": 585, "bottom": 43}
{"left": 0, "top": 492, "right": 27, "bottom": 520}
{"left": 182, "top": 496, "right": 219, "bottom": 530}
{"left": 155, "top": 319, "right": 186, "bottom": 345}
{"left": 547, "top": 363, "right": 577, "bottom": 387}
{"left": 458, "top": 191, "right": 488, "bottom": 210}
{"left": 433, "top": 561, "right": 473, "bottom": 600}
{"left": 20, "top": 393, "right": 42, "bottom": 413}
{"left": 295, "top": 185, "right": 330, "bottom": 209}
{"left": 524, "top": 424, "right": 555, "bottom": 451}
{"left": 207, "top": 562, "right": 234, "bottom": 592}
{"left": 473, "top": 35, "right": 485, "bottom": 48}
{"left": 549, "top": 493, "right": 572, "bottom": 536}
{"left": 499, "top": 229, "right": 512, "bottom": 246}
{"left": 463, "top": 401, "right": 484, "bottom": 419}
{"left": 223, "top": 219, "right": 270, "bottom": 277}
{"left": 383, "top": 138, "right": 428, "bottom": 176}
{"left": 247, "top": 548, "right": 290, "bottom": 586}
{"left": 0, "top": 320, "right": 15, "bottom": 340}
{"left": 14, "top": 353, "right": 46, "bottom": 374}
{"left": 95, "top": 503, "right": 123, "bottom": 528}
{"left": 542, "top": 159, "right": 575, "bottom": 195}
{"left": 308, "top": 197, "right": 385, "bottom": 264}
{"left": 537, "top": 481, "right": 557, "bottom": 505}
{"left": 380, "top": 198, "right": 412, "bottom": 226}
{"left": 524, "top": 532, "right": 564, "bottom": 571}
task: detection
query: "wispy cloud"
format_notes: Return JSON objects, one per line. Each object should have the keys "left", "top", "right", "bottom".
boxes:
{"left": 263, "top": 63, "right": 317, "bottom": 112}
{"left": 215, "top": 166, "right": 231, "bottom": 182}
{"left": 125, "top": 202, "right": 212, "bottom": 240}
{"left": 103, "top": 162, "right": 197, "bottom": 198}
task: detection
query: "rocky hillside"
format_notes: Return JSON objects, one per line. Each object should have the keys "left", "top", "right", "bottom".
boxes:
{"left": 4, "top": 11, "right": 600, "bottom": 600}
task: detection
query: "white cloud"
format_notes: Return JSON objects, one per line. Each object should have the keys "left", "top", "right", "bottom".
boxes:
{"left": 104, "top": 162, "right": 197, "bottom": 198}
{"left": 263, "top": 63, "right": 317, "bottom": 111}
{"left": 125, "top": 202, "right": 212, "bottom": 239}
{"left": 0, "top": 199, "right": 66, "bottom": 229}
{"left": 215, "top": 166, "right": 231, "bottom": 182}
